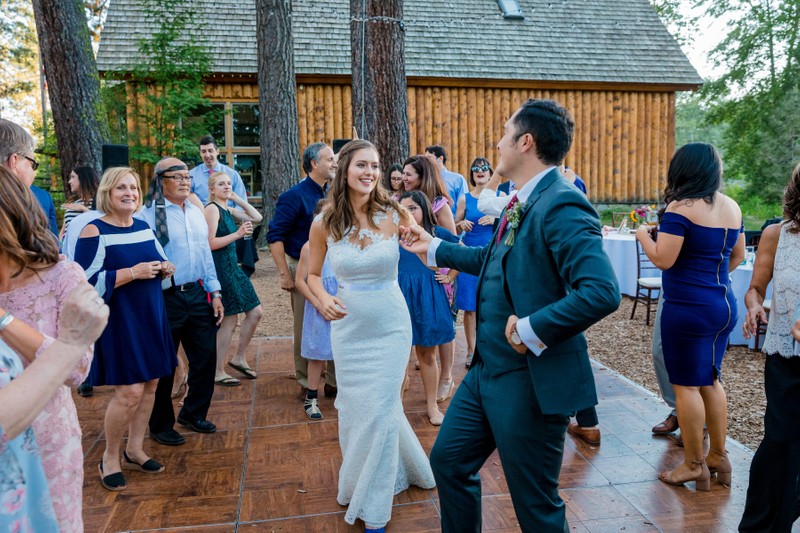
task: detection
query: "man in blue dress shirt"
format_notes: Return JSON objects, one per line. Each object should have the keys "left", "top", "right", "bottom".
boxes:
{"left": 140, "top": 157, "right": 225, "bottom": 446}
{"left": 188, "top": 135, "right": 247, "bottom": 205}
{"left": 267, "top": 142, "right": 337, "bottom": 398}
{"left": 425, "top": 145, "right": 470, "bottom": 217}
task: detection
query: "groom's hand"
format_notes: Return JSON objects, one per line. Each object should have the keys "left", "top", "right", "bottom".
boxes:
{"left": 505, "top": 315, "right": 528, "bottom": 354}
{"left": 399, "top": 224, "right": 433, "bottom": 260}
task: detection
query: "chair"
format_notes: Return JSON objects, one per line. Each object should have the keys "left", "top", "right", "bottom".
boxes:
{"left": 611, "top": 211, "right": 631, "bottom": 228}
{"left": 630, "top": 240, "right": 662, "bottom": 325}
{"left": 747, "top": 233, "right": 761, "bottom": 252}
{"left": 752, "top": 298, "right": 771, "bottom": 351}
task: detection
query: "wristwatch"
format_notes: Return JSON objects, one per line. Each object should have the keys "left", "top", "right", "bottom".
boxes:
{"left": 510, "top": 322, "right": 522, "bottom": 345}
{"left": 211, "top": 291, "right": 222, "bottom": 300}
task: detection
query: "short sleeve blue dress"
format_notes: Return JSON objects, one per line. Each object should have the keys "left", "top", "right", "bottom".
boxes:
{"left": 455, "top": 193, "right": 494, "bottom": 312}
{"left": 301, "top": 257, "right": 337, "bottom": 361}
{"left": 398, "top": 226, "right": 459, "bottom": 347}
{"left": 75, "top": 218, "right": 177, "bottom": 385}
{"left": 659, "top": 212, "right": 742, "bottom": 386}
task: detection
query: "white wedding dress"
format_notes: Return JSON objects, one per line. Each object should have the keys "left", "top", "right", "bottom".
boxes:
{"left": 324, "top": 209, "right": 436, "bottom": 527}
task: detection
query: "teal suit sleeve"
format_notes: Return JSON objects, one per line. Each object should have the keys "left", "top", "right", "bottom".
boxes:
{"left": 435, "top": 241, "right": 488, "bottom": 276}
{"left": 525, "top": 193, "right": 620, "bottom": 345}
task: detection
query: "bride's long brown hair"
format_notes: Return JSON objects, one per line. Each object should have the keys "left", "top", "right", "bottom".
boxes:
{"left": 322, "top": 140, "right": 404, "bottom": 242}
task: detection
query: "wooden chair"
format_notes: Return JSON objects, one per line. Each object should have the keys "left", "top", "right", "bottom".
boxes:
{"left": 611, "top": 211, "right": 631, "bottom": 228}
{"left": 752, "top": 298, "right": 771, "bottom": 351}
{"left": 630, "top": 240, "right": 662, "bottom": 325}
{"left": 747, "top": 233, "right": 761, "bottom": 252}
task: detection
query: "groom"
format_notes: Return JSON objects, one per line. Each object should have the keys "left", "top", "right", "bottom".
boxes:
{"left": 402, "top": 99, "right": 620, "bottom": 532}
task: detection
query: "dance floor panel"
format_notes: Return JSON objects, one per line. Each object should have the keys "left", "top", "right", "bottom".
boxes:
{"left": 76, "top": 336, "right": 769, "bottom": 532}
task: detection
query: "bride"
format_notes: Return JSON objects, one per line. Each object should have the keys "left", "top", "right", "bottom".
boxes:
{"left": 307, "top": 140, "right": 436, "bottom": 532}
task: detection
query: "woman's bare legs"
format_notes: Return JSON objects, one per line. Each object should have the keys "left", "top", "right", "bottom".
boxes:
{"left": 102, "top": 382, "right": 145, "bottom": 475}
{"left": 437, "top": 341, "right": 455, "bottom": 402}
{"left": 214, "top": 314, "right": 239, "bottom": 382}
{"left": 125, "top": 379, "right": 160, "bottom": 464}
{"left": 417, "top": 345, "right": 443, "bottom": 424}
{"left": 229, "top": 305, "right": 263, "bottom": 372}
{"left": 463, "top": 310, "right": 476, "bottom": 365}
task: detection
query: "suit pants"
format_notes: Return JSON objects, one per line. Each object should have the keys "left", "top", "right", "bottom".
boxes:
{"left": 287, "top": 256, "right": 336, "bottom": 389}
{"left": 149, "top": 285, "right": 218, "bottom": 433}
{"left": 430, "top": 361, "right": 570, "bottom": 533}
{"left": 651, "top": 299, "right": 677, "bottom": 415}
{"left": 739, "top": 354, "right": 800, "bottom": 532}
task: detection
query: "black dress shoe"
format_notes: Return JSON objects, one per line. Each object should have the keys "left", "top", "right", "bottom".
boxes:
{"left": 150, "top": 429, "right": 186, "bottom": 446}
{"left": 177, "top": 416, "right": 217, "bottom": 433}
{"left": 324, "top": 383, "right": 338, "bottom": 398}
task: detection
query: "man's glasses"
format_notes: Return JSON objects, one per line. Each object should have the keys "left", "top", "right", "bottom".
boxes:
{"left": 163, "top": 174, "right": 191, "bottom": 182}
{"left": 471, "top": 164, "right": 491, "bottom": 172}
{"left": 22, "top": 155, "right": 39, "bottom": 171}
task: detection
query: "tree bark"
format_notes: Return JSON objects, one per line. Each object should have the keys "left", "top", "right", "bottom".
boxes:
{"left": 350, "top": 0, "right": 409, "bottom": 168}
{"left": 256, "top": 0, "right": 300, "bottom": 229}
{"left": 32, "top": 0, "right": 108, "bottom": 181}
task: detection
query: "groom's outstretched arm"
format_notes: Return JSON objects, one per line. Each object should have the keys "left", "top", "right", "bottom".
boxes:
{"left": 524, "top": 193, "right": 621, "bottom": 345}
{"left": 400, "top": 225, "right": 488, "bottom": 276}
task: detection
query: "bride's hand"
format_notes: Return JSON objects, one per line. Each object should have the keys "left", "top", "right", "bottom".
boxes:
{"left": 319, "top": 295, "right": 348, "bottom": 321}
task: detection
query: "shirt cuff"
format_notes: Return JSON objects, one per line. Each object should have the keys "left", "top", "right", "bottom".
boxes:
{"left": 516, "top": 316, "right": 547, "bottom": 356}
{"left": 427, "top": 238, "right": 443, "bottom": 267}
{"left": 205, "top": 280, "right": 222, "bottom": 293}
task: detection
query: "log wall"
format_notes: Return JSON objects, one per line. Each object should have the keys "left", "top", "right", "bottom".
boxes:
{"left": 204, "top": 81, "right": 677, "bottom": 203}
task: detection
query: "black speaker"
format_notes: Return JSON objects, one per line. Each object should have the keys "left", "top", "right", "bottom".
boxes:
{"left": 332, "top": 138, "right": 352, "bottom": 154}
{"left": 102, "top": 144, "right": 129, "bottom": 171}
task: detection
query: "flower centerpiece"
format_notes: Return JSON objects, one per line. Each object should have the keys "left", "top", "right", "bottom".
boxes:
{"left": 630, "top": 204, "right": 657, "bottom": 225}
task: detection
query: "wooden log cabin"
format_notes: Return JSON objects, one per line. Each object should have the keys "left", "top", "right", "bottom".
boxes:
{"left": 96, "top": 0, "right": 702, "bottom": 204}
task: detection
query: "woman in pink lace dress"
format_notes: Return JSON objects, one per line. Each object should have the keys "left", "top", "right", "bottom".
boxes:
{"left": 0, "top": 167, "right": 93, "bottom": 533}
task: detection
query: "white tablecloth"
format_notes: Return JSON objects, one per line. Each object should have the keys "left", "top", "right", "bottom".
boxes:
{"left": 602, "top": 232, "right": 658, "bottom": 297}
{"left": 728, "top": 264, "right": 773, "bottom": 348}
{"left": 601, "top": 232, "right": 771, "bottom": 347}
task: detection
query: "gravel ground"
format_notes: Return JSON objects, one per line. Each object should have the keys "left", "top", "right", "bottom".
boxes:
{"left": 248, "top": 250, "right": 767, "bottom": 450}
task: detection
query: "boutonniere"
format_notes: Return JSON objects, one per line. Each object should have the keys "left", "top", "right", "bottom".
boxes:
{"left": 504, "top": 200, "right": 526, "bottom": 246}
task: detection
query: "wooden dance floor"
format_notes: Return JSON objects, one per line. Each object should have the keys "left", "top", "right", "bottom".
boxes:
{"left": 77, "top": 335, "right": 763, "bottom": 532}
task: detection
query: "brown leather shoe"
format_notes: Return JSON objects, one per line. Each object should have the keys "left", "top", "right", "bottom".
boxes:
{"left": 567, "top": 422, "right": 601, "bottom": 446}
{"left": 652, "top": 414, "right": 679, "bottom": 434}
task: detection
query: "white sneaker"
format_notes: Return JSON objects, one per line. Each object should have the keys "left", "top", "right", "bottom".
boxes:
{"left": 304, "top": 398, "right": 323, "bottom": 420}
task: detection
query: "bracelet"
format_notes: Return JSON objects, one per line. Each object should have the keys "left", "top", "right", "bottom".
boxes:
{"left": 129, "top": 268, "right": 136, "bottom": 280}
{"left": 0, "top": 311, "right": 15, "bottom": 333}
{"left": 211, "top": 291, "right": 222, "bottom": 299}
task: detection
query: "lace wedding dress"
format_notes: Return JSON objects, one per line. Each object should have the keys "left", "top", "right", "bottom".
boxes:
{"left": 324, "top": 209, "right": 436, "bottom": 527}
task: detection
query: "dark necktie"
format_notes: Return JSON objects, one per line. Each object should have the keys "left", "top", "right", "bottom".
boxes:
{"left": 496, "top": 194, "right": 520, "bottom": 244}
{"left": 147, "top": 176, "right": 169, "bottom": 247}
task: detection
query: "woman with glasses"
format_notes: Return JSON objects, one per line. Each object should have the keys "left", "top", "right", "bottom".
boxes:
{"left": 382, "top": 163, "right": 404, "bottom": 200}
{"left": 455, "top": 158, "right": 496, "bottom": 368}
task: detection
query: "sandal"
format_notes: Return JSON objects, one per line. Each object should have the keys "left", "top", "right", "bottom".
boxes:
{"left": 215, "top": 376, "right": 241, "bottom": 387}
{"left": 122, "top": 451, "right": 165, "bottom": 474}
{"left": 99, "top": 460, "right": 127, "bottom": 491}
{"left": 228, "top": 362, "right": 257, "bottom": 379}
{"left": 659, "top": 460, "right": 710, "bottom": 492}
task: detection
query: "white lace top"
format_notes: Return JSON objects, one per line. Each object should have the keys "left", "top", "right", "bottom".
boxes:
{"left": 763, "top": 223, "right": 800, "bottom": 357}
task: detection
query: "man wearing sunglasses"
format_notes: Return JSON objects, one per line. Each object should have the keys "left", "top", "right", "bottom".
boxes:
{"left": 0, "top": 118, "right": 58, "bottom": 236}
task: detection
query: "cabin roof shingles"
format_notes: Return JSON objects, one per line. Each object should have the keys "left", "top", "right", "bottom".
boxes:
{"left": 97, "top": 0, "right": 702, "bottom": 86}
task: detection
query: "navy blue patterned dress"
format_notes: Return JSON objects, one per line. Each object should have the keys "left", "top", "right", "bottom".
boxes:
{"left": 659, "top": 212, "right": 742, "bottom": 386}
{"left": 75, "top": 218, "right": 177, "bottom": 385}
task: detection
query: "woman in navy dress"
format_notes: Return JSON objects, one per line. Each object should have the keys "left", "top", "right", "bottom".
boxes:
{"left": 454, "top": 158, "right": 496, "bottom": 368}
{"left": 398, "top": 190, "right": 458, "bottom": 425}
{"left": 637, "top": 144, "right": 744, "bottom": 491}
{"left": 75, "top": 167, "right": 178, "bottom": 491}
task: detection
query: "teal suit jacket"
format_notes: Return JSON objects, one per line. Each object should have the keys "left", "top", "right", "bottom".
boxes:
{"left": 436, "top": 168, "right": 620, "bottom": 414}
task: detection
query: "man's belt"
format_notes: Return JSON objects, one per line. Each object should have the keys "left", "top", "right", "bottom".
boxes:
{"left": 164, "top": 280, "right": 200, "bottom": 293}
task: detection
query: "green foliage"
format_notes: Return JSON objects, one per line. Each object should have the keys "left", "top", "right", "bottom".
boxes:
{"left": 725, "top": 182, "right": 783, "bottom": 229}
{"left": 0, "top": 0, "right": 38, "bottom": 116}
{"left": 675, "top": 93, "right": 726, "bottom": 149}
{"left": 109, "top": 0, "right": 221, "bottom": 165}
{"left": 655, "top": 1, "right": 800, "bottom": 207}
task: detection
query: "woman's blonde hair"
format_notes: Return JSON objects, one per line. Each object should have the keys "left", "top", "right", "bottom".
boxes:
{"left": 96, "top": 167, "right": 143, "bottom": 214}
{"left": 321, "top": 140, "right": 403, "bottom": 242}
{"left": 207, "top": 171, "right": 229, "bottom": 201}
{"left": 0, "top": 166, "right": 59, "bottom": 276}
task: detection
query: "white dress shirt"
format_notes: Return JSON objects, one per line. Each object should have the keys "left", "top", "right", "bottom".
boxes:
{"left": 138, "top": 199, "right": 221, "bottom": 293}
{"left": 427, "top": 166, "right": 556, "bottom": 355}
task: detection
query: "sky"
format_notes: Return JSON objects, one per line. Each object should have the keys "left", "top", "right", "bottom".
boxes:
{"left": 671, "top": 1, "right": 732, "bottom": 80}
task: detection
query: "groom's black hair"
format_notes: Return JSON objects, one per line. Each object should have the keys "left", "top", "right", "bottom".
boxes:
{"left": 512, "top": 99, "right": 574, "bottom": 166}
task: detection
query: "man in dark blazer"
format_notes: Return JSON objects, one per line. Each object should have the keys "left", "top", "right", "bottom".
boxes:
{"left": 402, "top": 99, "right": 620, "bottom": 532}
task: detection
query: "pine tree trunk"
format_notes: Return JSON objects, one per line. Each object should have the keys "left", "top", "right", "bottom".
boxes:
{"left": 350, "top": 0, "right": 409, "bottom": 168}
{"left": 256, "top": 0, "right": 300, "bottom": 229}
{"left": 31, "top": 0, "right": 108, "bottom": 181}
